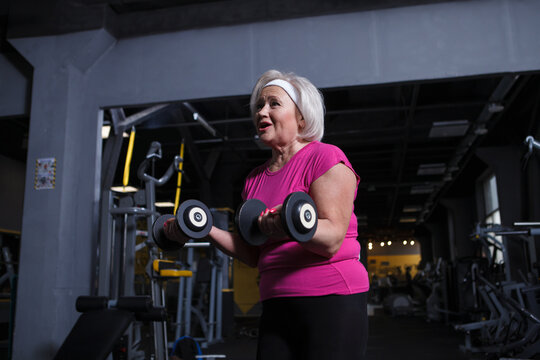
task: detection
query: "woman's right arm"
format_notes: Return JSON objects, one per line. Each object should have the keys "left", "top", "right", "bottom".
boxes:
{"left": 207, "top": 226, "right": 260, "bottom": 268}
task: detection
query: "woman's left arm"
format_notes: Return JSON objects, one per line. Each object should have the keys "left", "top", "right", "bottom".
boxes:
{"left": 301, "top": 162, "right": 357, "bottom": 258}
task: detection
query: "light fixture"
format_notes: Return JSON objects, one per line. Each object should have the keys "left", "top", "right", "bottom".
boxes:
{"left": 399, "top": 217, "right": 417, "bottom": 223}
{"left": 403, "top": 205, "right": 422, "bottom": 213}
{"left": 488, "top": 102, "right": 504, "bottom": 113}
{"left": 183, "top": 102, "right": 218, "bottom": 137}
{"left": 429, "top": 120, "right": 469, "bottom": 138}
{"left": 111, "top": 186, "right": 138, "bottom": 193}
{"left": 155, "top": 202, "right": 175, "bottom": 208}
{"left": 403, "top": 240, "right": 408, "bottom": 245}
{"left": 417, "top": 163, "right": 446, "bottom": 176}
{"left": 387, "top": 241, "right": 392, "bottom": 246}
{"left": 410, "top": 185, "right": 434, "bottom": 195}
{"left": 410, "top": 240, "right": 415, "bottom": 246}
{"left": 474, "top": 125, "right": 488, "bottom": 135}
{"left": 102, "top": 125, "right": 111, "bottom": 139}
{"left": 380, "top": 242, "right": 385, "bottom": 247}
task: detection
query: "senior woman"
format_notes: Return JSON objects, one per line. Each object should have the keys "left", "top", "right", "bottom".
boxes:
{"left": 165, "top": 69, "right": 369, "bottom": 359}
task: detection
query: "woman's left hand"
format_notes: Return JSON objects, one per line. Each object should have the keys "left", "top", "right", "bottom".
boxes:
{"left": 258, "top": 204, "right": 288, "bottom": 239}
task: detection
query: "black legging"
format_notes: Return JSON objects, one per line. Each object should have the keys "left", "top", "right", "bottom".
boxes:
{"left": 257, "top": 292, "right": 368, "bottom": 360}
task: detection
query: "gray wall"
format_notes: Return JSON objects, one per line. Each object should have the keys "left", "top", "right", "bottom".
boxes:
{"left": 7, "top": 0, "right": 540, "bottom": 358}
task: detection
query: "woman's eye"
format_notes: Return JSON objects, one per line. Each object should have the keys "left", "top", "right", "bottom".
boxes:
{"left": 271, "top": 101, "right": 280, "bottom": 106}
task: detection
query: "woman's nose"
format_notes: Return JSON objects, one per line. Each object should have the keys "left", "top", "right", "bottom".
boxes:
{"left": 257, "top": 103, "right": 269, "bottom": 116}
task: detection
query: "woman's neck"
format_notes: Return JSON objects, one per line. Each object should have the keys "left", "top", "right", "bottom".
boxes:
{"left": 268, "top": 139, "right": 310, "bottom": 172}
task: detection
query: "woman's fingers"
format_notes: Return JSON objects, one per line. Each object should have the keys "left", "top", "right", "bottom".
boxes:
{"left": 163, "top": 218, "right": 188, "bottom": 244}
{"left": 258, "top": 207, "right": 287, "bottom": 238}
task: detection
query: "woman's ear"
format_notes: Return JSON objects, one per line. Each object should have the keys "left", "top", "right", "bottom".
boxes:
{"left": 297, "top": 114, "right": 305, "bottom": 129}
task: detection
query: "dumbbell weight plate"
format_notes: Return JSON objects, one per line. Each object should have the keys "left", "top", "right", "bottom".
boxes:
{"left": 176, "top": 199, "right": 213, "bottom": 239}
{"left": 236, "top": 199, "right": 268, "bottom": 246}
{"left": 152, "top": 214, "right": 184, "bottom": 251}
{"left": 282, "top": 192, "right": 318, "bottom": 242}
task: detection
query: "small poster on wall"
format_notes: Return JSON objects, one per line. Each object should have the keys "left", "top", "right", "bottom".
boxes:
{"left": 34, "top": 157, "right": 56, "bottom": 190}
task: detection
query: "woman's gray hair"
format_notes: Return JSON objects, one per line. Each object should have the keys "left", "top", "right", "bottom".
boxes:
{"left": 249, "top": 69, "right": 325, "bottom": 142}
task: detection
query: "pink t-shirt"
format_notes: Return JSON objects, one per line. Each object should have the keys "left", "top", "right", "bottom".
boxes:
{"left": 242, "top": 141, "right": 369, "bottom": 301}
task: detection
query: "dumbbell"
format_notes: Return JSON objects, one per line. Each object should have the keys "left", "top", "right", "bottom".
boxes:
{"left": 152, "top": 199, "right": 213, "bottom": 251}
{"left": 236, "top": 192, "right": 318, "bottom": 246}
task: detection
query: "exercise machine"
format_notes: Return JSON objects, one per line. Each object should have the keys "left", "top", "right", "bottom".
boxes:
{"left": 454, "top": 223, "right": 540, "bottom": 358}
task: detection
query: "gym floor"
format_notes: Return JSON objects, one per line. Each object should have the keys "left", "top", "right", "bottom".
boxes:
{"left": 205, "top": 312, "right": 473, "bottom": 360}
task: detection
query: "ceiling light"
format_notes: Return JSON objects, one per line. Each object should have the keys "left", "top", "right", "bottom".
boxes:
{"left": 403, "top": 205, "right": 422, "bottom": 213}
{"left": 410, "top": 185, "right": 434, "bottom": 195}
{"left": 380, "top": 242, "right": 385, "bottom": 247}
{"left": 387, "top": 241, "right": 392, "bottom": 246}
{"left": 403, "top": 240, "right": 408, "bottom": 245}
{"left": 102, "top": 125, "right": 111, "bottom": 139}
{"left": 488, "top": 103, "right": 504, "bottom": 113}
{"left": 417, "top": 163, "right": 446, "bottom": 176}
{"left": 399, "top": 217, "right": 417, "bottom": 223}
{"left": 410, "top": 240, "right": 415, "bottom": 245}
{"left": 183, "top": 102, "right": 218, "bottom": 137}
{"left": 474, "top": 125, "right": 488, "bottom": 135}
{"left": 155, "top": 202, "right": 175, "bottom": 208}
{"left": 111, "top": 186, "right": 138, "bottom": 193}
{"left": 429, "top": 120, "right": 469, "bottom": 138}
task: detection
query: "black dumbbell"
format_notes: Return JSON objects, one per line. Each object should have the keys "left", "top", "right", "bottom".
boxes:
{"left": 236, "top": 192, "right": 318, "bottom": 246}
{"left": 152, "top": 199, "right": 213, "bottom": 251}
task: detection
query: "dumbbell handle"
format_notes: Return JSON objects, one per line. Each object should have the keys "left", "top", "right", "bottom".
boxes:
{"left": 237, "top": 192, "right": 318, "bottom": 245}
{"left": 152, "top": 199, "right": 213, "bottom": 251}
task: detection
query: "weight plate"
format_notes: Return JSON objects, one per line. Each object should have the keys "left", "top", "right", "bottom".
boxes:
{"left": 297, "top": 203, "right": 317, "bottom": 231}
{"left": 184, "top": 205, "right": 208, "bottom": 231}
{"left": 282, "top": 192, "right": 318, "bottom": 242}
{"left": 236, "top": 199, "right": 268, "bottom": 246}
{"left": 152, "top": 214, "right": 184, "bottom": 251}
{"left": 176, "top": 199, "right": 213, "bottom": 239}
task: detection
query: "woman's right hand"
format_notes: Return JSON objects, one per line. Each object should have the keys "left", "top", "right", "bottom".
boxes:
{"left": 162, "top": 218, "right": 188, "bottom": 246}
{"left": 258, "top": 205, "right": 288, "bottom": 239}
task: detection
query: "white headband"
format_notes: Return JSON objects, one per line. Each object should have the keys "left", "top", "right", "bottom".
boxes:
{"left": 263, "top": 79, "right": 299, "bottom": 105}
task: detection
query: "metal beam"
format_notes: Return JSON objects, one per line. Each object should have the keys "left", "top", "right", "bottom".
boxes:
{"left": 116, "top": 103, "right": 170, "bottom": 132}
{"left": 387, "top": 84, "right": 420, "bottom": 226}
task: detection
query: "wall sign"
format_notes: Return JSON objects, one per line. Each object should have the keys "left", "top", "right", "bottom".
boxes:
{"left": 34, "top": 157, "right": 56, "bottom": 190}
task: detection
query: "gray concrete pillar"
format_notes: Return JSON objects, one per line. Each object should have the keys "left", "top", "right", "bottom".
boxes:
{"left": 476, "top": 146, "right": 523, "bottom": 224}
{"left": 11, "top": 29, "right": 114, "bottom": 359}
{"left": 440, "top": 197, "right": 477, "bottom": 260}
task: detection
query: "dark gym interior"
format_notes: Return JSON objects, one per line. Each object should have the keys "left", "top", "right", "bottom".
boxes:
{"left": 1, "top": 0, "right": 540, "bottom": 359}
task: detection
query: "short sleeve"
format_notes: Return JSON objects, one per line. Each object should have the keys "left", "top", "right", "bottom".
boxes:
{"left": 304, "top": 143, "right": 360, "bottom": 188}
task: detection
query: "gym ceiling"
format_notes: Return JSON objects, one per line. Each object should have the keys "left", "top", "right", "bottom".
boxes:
{"left": 1, "top": 0, "right": 539, "bottom": 241}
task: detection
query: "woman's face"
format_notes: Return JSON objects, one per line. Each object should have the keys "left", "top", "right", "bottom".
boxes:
{"left": 254, "top": 85, "right": 304, "bottom": 148}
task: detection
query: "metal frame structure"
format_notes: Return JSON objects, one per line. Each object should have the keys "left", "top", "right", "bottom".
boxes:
{"left": 97, "top": 103, "right": 230, "bottom": 359}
